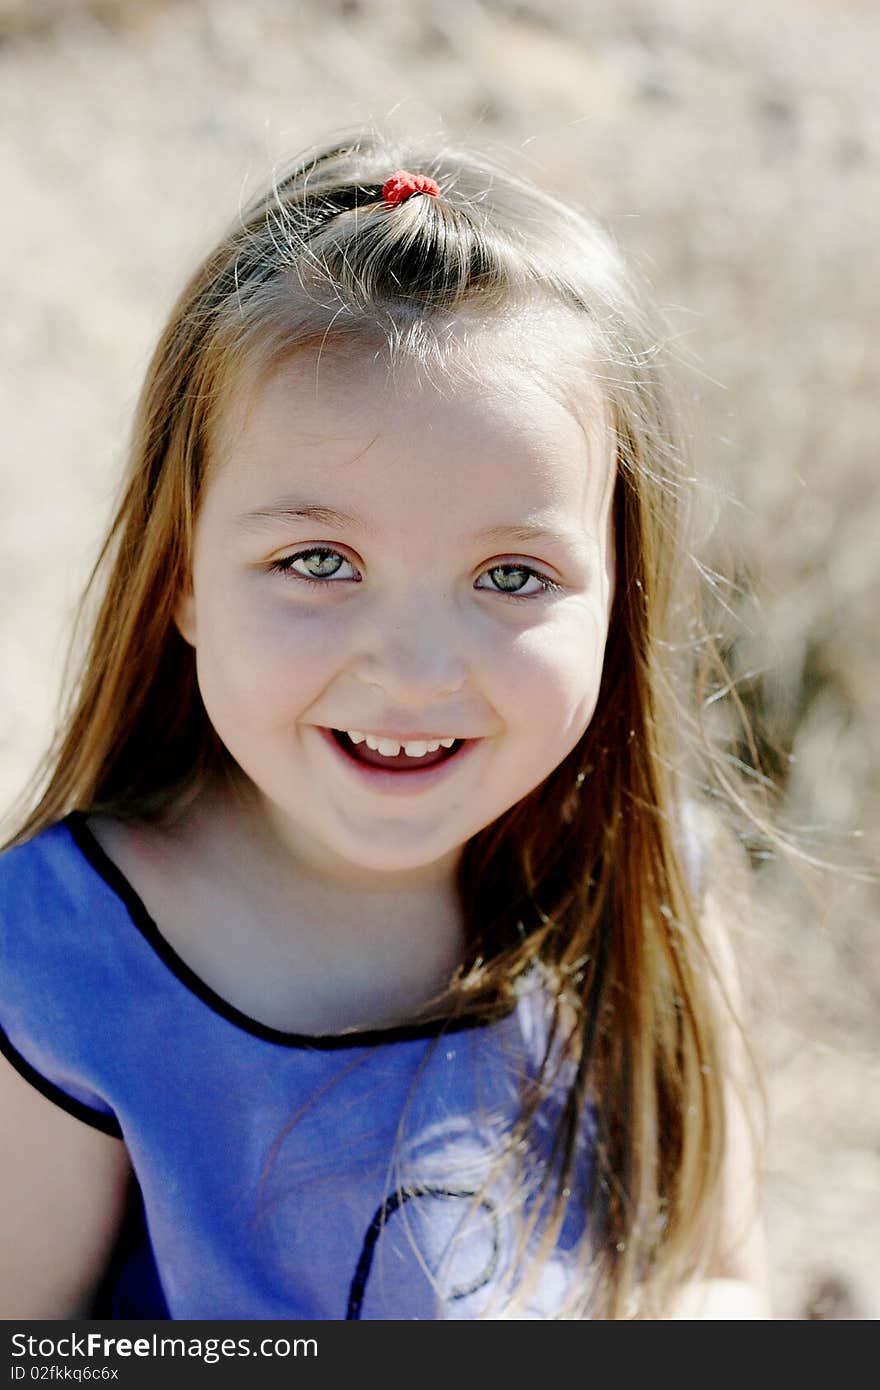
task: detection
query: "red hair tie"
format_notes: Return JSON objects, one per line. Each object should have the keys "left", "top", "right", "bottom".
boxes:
{"left": 382, "top": 170, "right": 441, "bottom": 207}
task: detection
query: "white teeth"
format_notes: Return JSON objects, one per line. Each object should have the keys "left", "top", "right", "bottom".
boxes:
{"left": 343, "top": 730, "right": 455, "bottom": 758}
{"left": 366, "top": 735, "right": 402, "bottom": 755}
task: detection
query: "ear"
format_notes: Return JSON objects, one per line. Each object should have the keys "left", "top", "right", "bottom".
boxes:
{"left": 174, "top": 583, "right": 197, "bottom": 648}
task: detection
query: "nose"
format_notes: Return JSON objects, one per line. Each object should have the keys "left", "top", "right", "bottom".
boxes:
{"left": 356, "top": 592, "right": 468, "bottom": 700}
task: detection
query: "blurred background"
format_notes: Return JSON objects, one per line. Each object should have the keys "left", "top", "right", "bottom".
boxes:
{"left": 0, "top": 0, "right": 876, "bottom": 1318}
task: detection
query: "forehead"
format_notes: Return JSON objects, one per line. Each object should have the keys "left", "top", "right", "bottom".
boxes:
{"left": 207, "top": 307, "right": 615, "bottom": 527}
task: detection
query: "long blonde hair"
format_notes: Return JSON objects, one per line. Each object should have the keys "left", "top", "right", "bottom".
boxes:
{"left": 2, "top": 128, "right": 759, "bottom": 1316}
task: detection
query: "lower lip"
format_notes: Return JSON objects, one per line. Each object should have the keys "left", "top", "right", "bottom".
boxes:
{"left": 315, "top": 727, "right": 482, "bottom": 795}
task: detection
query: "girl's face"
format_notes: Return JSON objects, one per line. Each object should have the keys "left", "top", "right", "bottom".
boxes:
{"left": 175, "top": 320, "right": 616, "bottom": 893}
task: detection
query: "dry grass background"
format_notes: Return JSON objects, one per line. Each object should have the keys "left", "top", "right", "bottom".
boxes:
{"left": 0, "top": 0, "right": 877, "bottom": 1319}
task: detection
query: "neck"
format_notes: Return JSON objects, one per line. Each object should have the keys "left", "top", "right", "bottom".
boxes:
{"left": 168, "top": 764, "right": 469, "bottom": 1030}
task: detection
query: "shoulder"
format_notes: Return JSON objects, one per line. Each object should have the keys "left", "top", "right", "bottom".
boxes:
{"left": 0, "top": 813, "right": 105, "bottom": 954}
{"left": 0, "top": 815, "right": 72, "bottom": 887}
{"left": 0, "top": 815, "right": 124, "bottom": 1135}
{"left": 0, "top": 817, "right": 88, "bottom": 954}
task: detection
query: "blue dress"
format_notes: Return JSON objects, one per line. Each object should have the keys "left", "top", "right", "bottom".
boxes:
{"left": 0, "top": 813, "right": 593, "bottom": 1319}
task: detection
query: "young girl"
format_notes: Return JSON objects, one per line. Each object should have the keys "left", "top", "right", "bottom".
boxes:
{"left": 0, "top": 130, "right": 768, "bottom": 1320}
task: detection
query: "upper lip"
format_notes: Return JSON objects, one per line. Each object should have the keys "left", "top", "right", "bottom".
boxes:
{"left": 322, "top": 727, "right": 475, "bottom": 742}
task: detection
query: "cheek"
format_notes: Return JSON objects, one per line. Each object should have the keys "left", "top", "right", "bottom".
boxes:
{"left": 494, "top": 602, "right": 609, "bottom": 731}
{"left": 194, "top": 582, "right": 329, "bottom": 716}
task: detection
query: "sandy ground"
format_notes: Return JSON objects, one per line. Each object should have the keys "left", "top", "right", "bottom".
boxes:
{"left": 1, "top": 0, "right": 877, "bottom": 1317}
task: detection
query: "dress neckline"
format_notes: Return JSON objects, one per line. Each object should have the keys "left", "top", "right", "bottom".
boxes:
{"left": 62, "top": 810, "right": 515, "bottom": 1052}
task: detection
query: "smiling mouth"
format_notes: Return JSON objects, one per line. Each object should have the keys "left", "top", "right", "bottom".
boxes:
{"left": 329, "top": 729, "right": 466, "bottom": 771}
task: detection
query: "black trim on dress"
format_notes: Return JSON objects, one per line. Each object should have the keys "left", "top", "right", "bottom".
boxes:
{"left": 0, "top": 1021, "right": 123, "bottom": 1138}
{"left": 63, "top": 811, "right": 513, "bottom": 1053}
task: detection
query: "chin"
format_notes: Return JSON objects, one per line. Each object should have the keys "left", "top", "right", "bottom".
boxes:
{"left": 330, "top": 835, "right": 463, "bottom": 879}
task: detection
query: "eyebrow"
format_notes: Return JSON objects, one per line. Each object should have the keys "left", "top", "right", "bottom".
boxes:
{"left": 232, "top": 501, "right": 583, "bottom": 548}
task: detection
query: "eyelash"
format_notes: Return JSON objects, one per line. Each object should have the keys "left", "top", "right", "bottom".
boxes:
{"left": 266, "top": 547, "right": 564, "bottom": 602}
